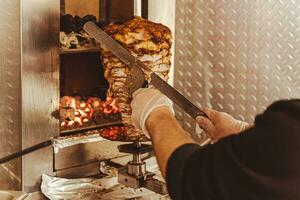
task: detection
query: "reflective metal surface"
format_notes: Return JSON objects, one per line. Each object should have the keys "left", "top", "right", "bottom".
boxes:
{"left": 175, "top": 0, "right": 300, "bottom": 142}
{"left": 21, "top": 0, "right": 60, "bottom": 192}
{"left": 0, "top": 0, "right": 21, "bottom": 190}
{"left": 55, "top": 140, "right": 127, "bottom": 175}
{"left": 128, "top": 162, "right": 146, "bottom": 176}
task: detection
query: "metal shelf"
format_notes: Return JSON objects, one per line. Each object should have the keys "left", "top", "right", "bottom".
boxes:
{"left": 60, "top": 46, "right": 101, "bottom": 55}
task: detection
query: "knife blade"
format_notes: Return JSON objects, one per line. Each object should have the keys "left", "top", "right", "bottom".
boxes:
{"left": 83, "top": 22, "right": 206, "bottom": 120}
{"left": 150, "top": 73, "right": 206, "bottom": 119}
{"left": 83, "top": 22, "right": 145, "bottom": 95}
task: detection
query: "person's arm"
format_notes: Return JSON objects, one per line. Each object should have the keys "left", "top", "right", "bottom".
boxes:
{"left": 131, "top": 88, "right": 248, "bottom": 177}
{"left": 159, "top": 99, "right": 300, "bottom": 200}
{"left": 131, "top": 88, "right": 197, "bottom": 177}
{"left": 146, "top": 106, "right": 250, "bottom": 177}
{"left": 196, "top": 108, "right": 251, "bottom": 142}
{"left": 131, "top": 89, "right": 300, "bottom": 199}
{"left": 145, "top": 107, "right": 195, "bottom": 177}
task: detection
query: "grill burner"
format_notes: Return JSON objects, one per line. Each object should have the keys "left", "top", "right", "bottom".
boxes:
{"left": 59, "top": 95, "right": 148, "bottom": 141}
{"left": 59, "top": 95, "right": 125, "bottom": 140}
{"left": 60, "top": 96, "right": 121, "bottom": 130}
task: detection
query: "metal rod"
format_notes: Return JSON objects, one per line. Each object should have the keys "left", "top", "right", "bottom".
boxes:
{"left": 134, "top": 141, "right": 141, "bottom": 148}
{"left": 132, "top": 141, "right": 142, "bottom": 163}
{"left": 141, "top": 0, "right": 148, "bottom": 19}
{"left": 132, "top": 153, "right": 141, "bottom": 164}
{"left": 99, "top": 0, "right": 109, "bottom": 22}
{"left": 0, "top": 122, "right": 124, "bottom": 164}
{"left": 60, "top": 121, "right": 123, "bottom": 136}
{"left": 0, "top": 140, "right": 52, "bottom": 165}
{"left": 134, "top": 0, "right": 142, "bottom": 16}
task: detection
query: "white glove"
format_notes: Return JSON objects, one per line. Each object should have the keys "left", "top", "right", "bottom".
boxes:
{"left": 131, "top": 88, "right": 175, "bottom": 138}
{"left": 196, "top": 108, "right": 250, "bottom": 142}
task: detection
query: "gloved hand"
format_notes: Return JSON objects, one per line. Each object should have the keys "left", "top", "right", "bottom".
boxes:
{"left": 131, "top": 88, "right": 174, "bottom": 138}
{"left": 196, "top": 108, "right": 250, "bottom": 142}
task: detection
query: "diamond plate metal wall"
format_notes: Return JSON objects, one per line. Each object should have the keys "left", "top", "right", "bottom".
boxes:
{"left": 0, "top": 0, "right": 21, "bottom": 190}
{"left": 175, "top": 0, "right": 300, "bottom": 140}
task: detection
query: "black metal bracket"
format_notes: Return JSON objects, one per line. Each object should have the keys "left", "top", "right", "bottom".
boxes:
{"left": 118, "top": 143, "right": 153, "bottom": 154}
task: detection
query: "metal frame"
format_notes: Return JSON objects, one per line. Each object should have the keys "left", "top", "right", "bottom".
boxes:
{"left": 21, "top": 0, "right": 60, "bottom": 192}
{"left": 99, "top": 0, "right": 110, "bottom": 22}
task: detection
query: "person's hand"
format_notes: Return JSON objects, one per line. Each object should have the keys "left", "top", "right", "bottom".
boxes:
{"left": 196, "top": 108, "right": 250, "bottom": 142}
{"left": 131, "top": 88, "right": 174, "bottom": 138}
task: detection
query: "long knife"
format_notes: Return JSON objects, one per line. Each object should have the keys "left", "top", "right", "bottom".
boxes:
{"left": 83, "top": 22, "right": 206, "bottom": 119}
{"left": 150, "top": 73, "right": 206, "bottom": 119}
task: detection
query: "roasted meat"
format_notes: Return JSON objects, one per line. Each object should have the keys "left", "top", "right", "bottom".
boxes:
{"left": 100, "top": 17, "right": 173, "bottom": 139}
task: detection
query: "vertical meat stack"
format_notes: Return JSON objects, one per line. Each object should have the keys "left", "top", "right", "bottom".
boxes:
{"left": 100, "top": 17, "right": 172, "bottom": 139}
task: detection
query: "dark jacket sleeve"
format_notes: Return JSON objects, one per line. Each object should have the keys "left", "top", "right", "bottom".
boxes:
{"left": 166, "top": 99, "right": 300, "bottom": 200}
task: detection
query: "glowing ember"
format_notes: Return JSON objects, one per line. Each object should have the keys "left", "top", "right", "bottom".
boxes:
{"left": 60, "top": 96, "right": 121, "bottom": 130}
{"left": 93, "top": 101, "right": 100, "bottom": 107}
{"left": 80, "top": 103, "right": 86, "bottom": 108}
{"left": 99, "top": 126, "right": 127, "bottom": 140}
{"left": 68, "top": 121, "right": 75, "bottom": 126}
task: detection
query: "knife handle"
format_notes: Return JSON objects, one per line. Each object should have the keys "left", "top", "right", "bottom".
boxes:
{"left": 142, "top": 80, "right": 149, "bottom": 88}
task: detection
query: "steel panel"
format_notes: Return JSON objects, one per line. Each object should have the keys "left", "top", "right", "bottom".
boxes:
{"left": 21, "top": 0, "right": 60, "bottom": 192}
{"left": 54, "top": 141, "right": 127, "bottom": 178}
{"left": 175, "top": 0, "right": 300, "bottom": 141}
{"left": 0, "top": 0, "right": 22, "bottom": 190}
